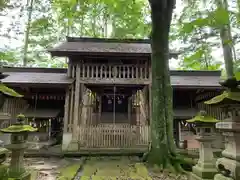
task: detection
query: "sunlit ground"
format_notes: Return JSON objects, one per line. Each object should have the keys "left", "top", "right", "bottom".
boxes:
{"left": 4, "top": 156, "right": 188, "bottom": 180}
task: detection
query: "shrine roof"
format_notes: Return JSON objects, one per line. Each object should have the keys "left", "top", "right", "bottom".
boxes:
{"left": 49, "top": 37, "right": 179, "bottom": 58}
{"left": 1, "top": 67, "right": 222, "bottom": 88}
{"left": 1, "top": 71, "right": 73, "bottom": 86}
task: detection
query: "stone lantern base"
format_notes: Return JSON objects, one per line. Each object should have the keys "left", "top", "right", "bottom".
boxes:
{"left": 189, "top": 163, "right": 218, "bottom": 180}
{"left": 214, "top": 174, "right": 233, "bottom": 180}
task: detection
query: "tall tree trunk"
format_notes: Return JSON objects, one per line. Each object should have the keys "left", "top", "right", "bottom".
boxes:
{"left": 23, "top": 0, "right": 34, "bottom": 66}
{"left": 91, "top": 3, "right": 97, "bottom": 37}
{"left": 104, "top": 6, "right": 108, "bottom": 38}
{"left": 147, "top": 0, "right": 177, "bottom": 168}
{"left": 217, "top": 0, "right": 234, "bottom": 78}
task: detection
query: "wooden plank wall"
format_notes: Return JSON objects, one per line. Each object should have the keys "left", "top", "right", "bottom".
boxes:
{"left": 77, "top": 124, "right": 149, "bottom": 148}
{"left": 195, "top": 91, "right": 223, "bottom": 120}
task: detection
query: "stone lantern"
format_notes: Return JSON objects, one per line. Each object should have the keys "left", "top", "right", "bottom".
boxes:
{"left": 0, "top": 114, "right": 37, "bottom": 180}
{"left": 204, "top": 77, "right": 240, "bottom": 180}
{"left": 0, "top": 113, "right": 11, "bottom": 164}
{"left": 187, "top": 110, "right": 219, "bottom": 180}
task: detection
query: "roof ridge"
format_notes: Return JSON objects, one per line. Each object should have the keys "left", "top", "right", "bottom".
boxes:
{"left": 66, "top": 36, "right": 150, "bottom": 44}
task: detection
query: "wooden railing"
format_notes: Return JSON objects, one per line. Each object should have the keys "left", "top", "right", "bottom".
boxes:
{"left": 0, "top": 98, "right": 29, "bottom": 124}
{"left": 78, "top": 64, "right": 149, "bottom": 79}
{"left": 77, "top": 124, "right": 149, "bottom": 148}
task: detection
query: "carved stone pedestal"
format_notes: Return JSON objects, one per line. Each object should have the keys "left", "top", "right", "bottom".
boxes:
{"left": 214, "top": 121, "right": 240, "bottom": 180}
{"left": 190, "top": 135, "right": 217, "bottom": 180}
{"left": 186, "top": 111, "right": 219, "bottom": 180}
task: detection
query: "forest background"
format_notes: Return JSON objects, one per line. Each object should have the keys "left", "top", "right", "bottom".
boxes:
{"left": 0, "top": 0, "right": 240, "bottom": 72}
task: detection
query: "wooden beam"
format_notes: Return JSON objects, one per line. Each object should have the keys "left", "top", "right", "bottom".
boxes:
{"left": 128, "top": 97, "right": 131, "bottom": 123}
{"left": 72, "top": 64, "right": 81, "bottom": 140}
{"left": 80, "top": 87, "right": 89, "bottom": 126}
{"left": 63, "top": 86, "right": 70, "bottom": 133}
{"left": 79, "top": 79, "right": 150, "bottom": 85}
{"left": 67, "top": 63, "right": 72, "bottom": 77}
{"left": 148, "top": 84, "right": 152, "bottom": 126}
{"left": 69, "top": 67, "right": 75, "bottom": 132}
{"left": 69, "top": 85, "right": 74, "bottom": 132}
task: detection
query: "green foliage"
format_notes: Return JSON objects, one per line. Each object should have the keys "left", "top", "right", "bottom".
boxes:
{"left": 0, "top": 0, "right": 9, "bottom": 10}
{"left": 0, "top": 51, "right": 18, "bottom": 63}
{"left": 176, "top": 0, "right": 239, "bottom": 71}
{"left": 208, "top": 7, "right": 230, "bottom": 27}
{"left": 180, "top": 8, "right": 230, "bottom": 35}
{"left": 0, "top": 84, "right": 23, "bottom": 97}
{"left": 221, "top": 71, "right": 240, "bottom": 81}
{"left": 1, "top": 0, "right": 240, "bottom": 70}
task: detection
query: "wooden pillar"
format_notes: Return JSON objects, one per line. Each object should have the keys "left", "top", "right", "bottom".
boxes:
{"left": 178, "top": 120, "right": 182, "bottom": 143}
{"left": 78, "top": 84, "right": 84, "bottom": 125}
{"left": 67, "top": 63, "right": 72, "bottom": 77}
{"left": 80, "top": 86, "right": 88, "bottom": 126}
{"left": 89, "top": 93, "right": 93, "bottom": 125}
{"left": 149, "top": 59, "right": 152, "bottom": 126}
{"left": 143, "top": 86, "right": 149, "bottom": 120}
{"left": 174, "top": 119, "right": 180, "bottom": 147}
{"left": 98, "top": 94, "right": 102, "bottom": 124}
{"left": 72, "top": 64, "right": 80, "bottom": 140}
{"left": 69, "top": 66, "right": 75, "bottom": 133}
{"left": 63, "top": 86, "right": 70, "bottom": 133}
{"left": 136, "top": 92, "right": 140, "bottom": 126}
{"left": 148, "top": 84, "right": 152, "bottom": 126}
{"left": 69, "top": 85, "right": 74, "bottom": 132}
{"left": 128, "top": 97, "right": 131, "bottom": 124}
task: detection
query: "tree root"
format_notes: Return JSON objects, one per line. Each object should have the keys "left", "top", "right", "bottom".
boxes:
{"left": 142, "top": 149, "right": 189, "bottom": 174}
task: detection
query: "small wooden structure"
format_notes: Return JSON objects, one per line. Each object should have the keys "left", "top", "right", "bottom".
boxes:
{"left": 0, "top": 37, "right": 224, "bottom": 153}
{"left": 48, "top": 37, "right": 223, "bottom": 152}
{"left": 0, "top": 68, "right": 71, "bottom": 143}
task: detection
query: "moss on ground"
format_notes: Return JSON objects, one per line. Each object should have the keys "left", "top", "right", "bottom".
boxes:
{"left": 81, "top": 157, "right": 151, "bottom": 180}
{"left": 57, "top": 163, "right": 81, "bottom": 180}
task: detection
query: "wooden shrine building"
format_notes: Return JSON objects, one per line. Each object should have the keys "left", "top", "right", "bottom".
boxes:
{"left": 0, "top": 37, "right": 223, "bottom": 153}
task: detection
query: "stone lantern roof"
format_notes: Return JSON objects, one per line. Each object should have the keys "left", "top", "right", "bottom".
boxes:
{"left": 0, "top": 114, "right": 37, "bottom": 133}
{"left": 204, "top": 90, "right": 240, "bottom": 106}
{"left": 186, "top": 111, "right": 219, "bottom": 124}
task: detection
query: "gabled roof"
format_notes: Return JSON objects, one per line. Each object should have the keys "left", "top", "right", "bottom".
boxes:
{"left": 49, "top": 37, "right": 179, "bottom": 58}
